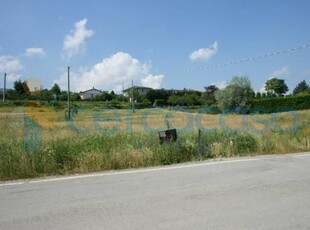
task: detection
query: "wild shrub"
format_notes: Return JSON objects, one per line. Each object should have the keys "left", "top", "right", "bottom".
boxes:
{"left": 202, "top": 130, "right": 258, "bottom": 157}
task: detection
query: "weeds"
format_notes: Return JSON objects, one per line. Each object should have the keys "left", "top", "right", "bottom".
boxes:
{"left": 0, "top": 108, "right": 309, "bottom": 181}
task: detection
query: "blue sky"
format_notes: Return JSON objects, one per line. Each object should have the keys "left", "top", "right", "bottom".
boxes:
{"left": 0, "top": 0, "right": 310, "bottom": 93}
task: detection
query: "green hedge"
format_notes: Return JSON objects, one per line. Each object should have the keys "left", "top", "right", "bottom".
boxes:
{"left": 251, "top": 94, "right": 310, "bottom": 113}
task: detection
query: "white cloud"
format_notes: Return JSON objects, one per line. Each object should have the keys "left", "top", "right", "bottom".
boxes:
{"left": 140, "top": 74, "right": 164, "bottom": 89}
{"left": 259, "top": 86, "right": 266, "bottom": 93}
{"left": 55, "top": 52, "right": 164, "bottom": 93}
{"left": 190, "top": 41, "right": 218, "bottom": 61}
{"left": 270, "top": 66, "right": 289, "bottom": 78}
{"left": 0, "top": 55, "right": 23, "bottom": 73}
{"left": 63, "top": 18, "right": 94, "bottom": 58}
{"left": 211, "top": 81, "right": 227, "bottom": 89}
{"left": 6, "top": 73, "right": 22, "bottom": 82}
{"left": 25, "top": 47, "right": 46, "bottom": 57}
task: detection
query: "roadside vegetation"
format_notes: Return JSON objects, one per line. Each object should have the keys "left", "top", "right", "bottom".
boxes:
{"left": 0, "top": 104, "right": 309, "bottom": 181}
{"left": 0, "top": 76, "right": 309, "bottom": 180}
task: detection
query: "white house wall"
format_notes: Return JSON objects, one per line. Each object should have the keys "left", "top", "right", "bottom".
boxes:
{"left": 80, "top": 89, "right": 103, "bottom": 100}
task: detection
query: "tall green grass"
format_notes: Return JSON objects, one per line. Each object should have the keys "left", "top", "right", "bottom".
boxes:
{"left": 1, "top": 107, "right": 310, "bottom": 181}
{"left": 0, "top": 134, "right": 200, "bottom": 180}
{"left": 1, "top": 129, "right": 309, "bottom": 181}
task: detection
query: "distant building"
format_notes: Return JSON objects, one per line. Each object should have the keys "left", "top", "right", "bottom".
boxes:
{"left": 123, "top": 86, "right": 152, "bottom": 97}
{"left": 79, "top": 87, "right": 103, "bottom": 100}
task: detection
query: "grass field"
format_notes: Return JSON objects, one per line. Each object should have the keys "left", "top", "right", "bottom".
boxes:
{"left": 0, "top": 102, "right": 309, "bottom": 180}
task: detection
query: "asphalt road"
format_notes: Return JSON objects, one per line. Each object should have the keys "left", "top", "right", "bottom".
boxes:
{"left": 1, "top": 153, "right": 310, "bottom": 230}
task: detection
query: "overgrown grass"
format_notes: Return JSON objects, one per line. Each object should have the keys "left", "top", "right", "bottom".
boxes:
{"left": 0, "top": 134, "right": 203, "bottom": 180}
{"left": 1, "top": 130, "right": 309, "bottom": 181}
{"left": 0, "top": 106, "right": 309, "bottom": 181}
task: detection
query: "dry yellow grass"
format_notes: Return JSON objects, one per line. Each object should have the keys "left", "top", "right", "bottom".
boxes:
{"left": 1, "top": 106, "right": 309, "bottom": 142}
{"left": 1, "top": 105, "right": 309, "bottom": 181}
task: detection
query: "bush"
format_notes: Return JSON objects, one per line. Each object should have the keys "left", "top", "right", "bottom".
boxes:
{"left": 202, "top": 130, "right": 258, "bottom": 157}
{"left": 1, "top": 127, "right": 309, "bottom": 181}
{"left": 13, "top": 101, "right": 25, "bottom": 106}
{"left": 49, "top": 101, "right": 66, "bottom": 110}
{"left": 198, "top": 104, "right": 221, "bottom": 114}
{"left": 251, "top": 94, "right": 310, "bottom": 113}
{"left": 154, "top": 99, "right": 167, "bottom": 107}
{"left": 152, "top": 136, "right": 202, "bottom": 165}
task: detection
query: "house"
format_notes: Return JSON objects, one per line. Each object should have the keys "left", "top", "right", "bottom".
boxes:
{"left": 123, "top": 86, "right": 152, "bottom": 97}
{"left": 79, "top": 87, "right": 103, "bottom": 100}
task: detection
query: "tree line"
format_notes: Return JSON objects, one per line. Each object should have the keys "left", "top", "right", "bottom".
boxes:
{"left": 4, "top": 77, "right": 310, "bottom": 113}
{"left": 6, "top": 81, "right": 80, "bottom": 102}
{"left": 146, "top": 77, "right": 309, "bottom": 113}
{"left": 145, "top": 77, "right": 309, "bottom": 111}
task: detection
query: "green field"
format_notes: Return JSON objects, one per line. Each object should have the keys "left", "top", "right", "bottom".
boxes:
{"left": 0, "top": 103, "right": 309, "bottom": 181}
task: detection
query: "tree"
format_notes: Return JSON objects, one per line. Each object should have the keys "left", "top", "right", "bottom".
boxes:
{"left": 255, "top": 92, "right": 261, "bottom": 99}
{"left": 168, "top": 93, "right": 203, "bottom": 106}
{"left": 23, "top": 81, "right": 30, "bottom": 95}
{"left": 215, "top": 76, "right": 254, "bottom": 113}
{"left": 146, "top": 89, "right": 170, "bottom": 104}
{"left": 71, "top": 92, "right": 81, "bottom": 101}
{"left": 203, "top": 85, "right": 219, "bottom": 105}
{"left": 14, "top": 80, "right": 25, "bottom": 94}
{"left": 13, "top": 80, "right": 30, "bottom": 98}
{"left": 110, "top": 90, "right": 116, "bottom": 100}
{"left": 59, "top": 91, "right": 68, "bottom": 101}
{"left": 59, "top": 91, "right": 81, "bottom": 101}
{"left": 51, "top": 83, "right": 61, "bottom": 99}
{"left": 293, "top": 80, "right": 309, "bottom": 95}
{"left": 93, "top": 92, "right": 113, "bottom": 101}
{"left": 38, "top": 89, "right": 54, "bottom": 102}
{"left": 265, "top": 78, "right": 288, "bottom": 96}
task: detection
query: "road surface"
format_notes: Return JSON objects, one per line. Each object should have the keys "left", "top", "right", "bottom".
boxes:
{"left": 1, "top": 153, "right": 310, "bottom": 230}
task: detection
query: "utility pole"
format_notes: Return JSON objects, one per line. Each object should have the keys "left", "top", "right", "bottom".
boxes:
{"left": 2, "top": 73, "right": 6, "bottom": 102}
{"left": 67, "top": 66, "right": 71, "bottom": 120}
{"left": 131, "top": 80, "right": 135, "bottom": 113}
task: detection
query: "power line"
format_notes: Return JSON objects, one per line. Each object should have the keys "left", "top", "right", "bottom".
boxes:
{"left": 159, "top": 43, "right": 310, "bottom": 76}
